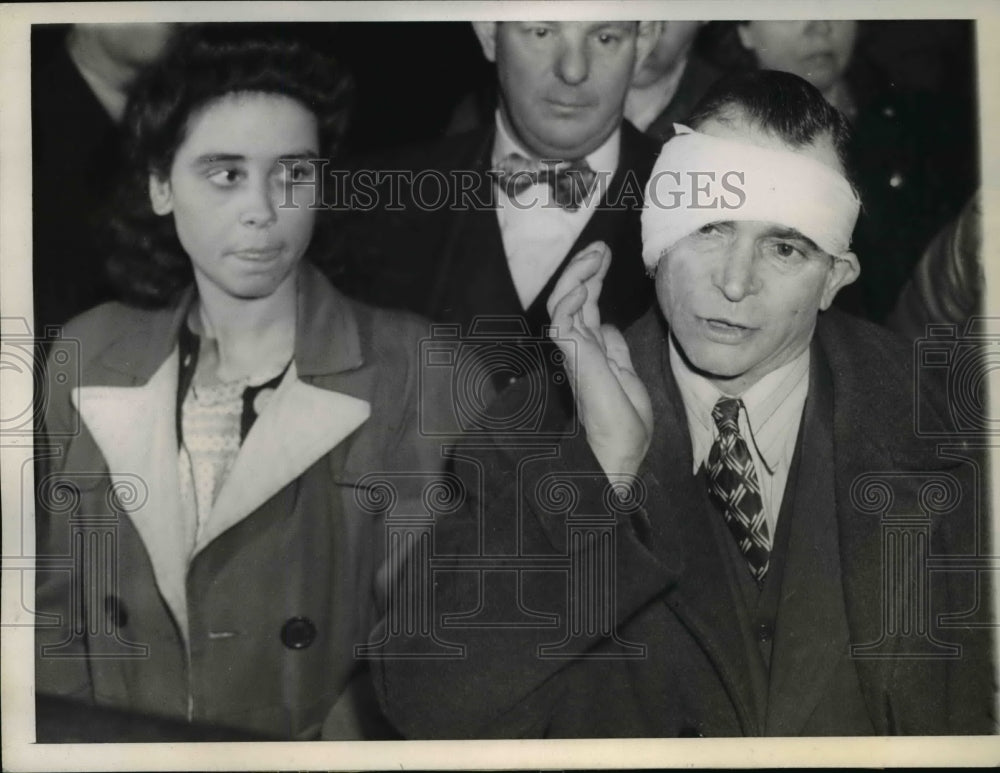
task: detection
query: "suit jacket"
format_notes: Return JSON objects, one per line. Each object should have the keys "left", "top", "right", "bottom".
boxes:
{"left": 643, "top": 52, "right": 722, "bottom": 143}
{"left": 333, "top": 121, "right": 659, "bottom": 336}
{"left": 35, "top": 264, "right": 442, "bottom": 741}
{"left": 372, "top": 307, "right": 996, "bottom": 737}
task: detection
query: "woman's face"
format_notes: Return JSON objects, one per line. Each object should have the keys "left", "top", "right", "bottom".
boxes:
{"left": 149, "top": 92, "right": 320, "bottom": 302}
{"left": 737, "top": 21, "right": 858, "bottom": 94}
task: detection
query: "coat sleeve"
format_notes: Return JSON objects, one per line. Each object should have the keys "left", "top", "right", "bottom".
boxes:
{"left": 368, "top": 375, "right": 669, "bottom": 739}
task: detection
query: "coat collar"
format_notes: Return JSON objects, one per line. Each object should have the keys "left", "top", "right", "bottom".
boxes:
{"left": 95, "top": 263, "right": 364, "bottom": 384}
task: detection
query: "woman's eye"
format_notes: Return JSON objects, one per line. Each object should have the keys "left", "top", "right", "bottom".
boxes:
{"left": 207, "top": 168, "right": 243, "bottom": 187}
{"left": 288, "top": 162, "right": 310, "bottom": 181}
{"left": 531, "top": 27, "right": 550, "bottom": 38}
{"left": 596, "top": 32, "right": 621, "bottom": 45}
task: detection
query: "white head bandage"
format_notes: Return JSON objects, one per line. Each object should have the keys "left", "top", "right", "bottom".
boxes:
{"left": 641, "top": 124, "right": 860, "bottom": 271}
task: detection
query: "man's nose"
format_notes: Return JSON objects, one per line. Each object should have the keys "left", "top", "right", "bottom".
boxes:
{"left": 554, "top": 36, "right": 590, "bottom": 85}
{"left": 239, "top": 179, "right": 277, "bottom": 228}
{"left": 715, "top": 242, "right": 760, "bottom": 302}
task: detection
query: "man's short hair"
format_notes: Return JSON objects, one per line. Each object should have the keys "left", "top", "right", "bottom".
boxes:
{"left": 686, "top": 70, "right": 855, "bottom": 183}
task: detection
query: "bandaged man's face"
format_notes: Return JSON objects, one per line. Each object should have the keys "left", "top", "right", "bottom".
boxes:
{"left": 653, "top": 116, "right": 859, "bottom": 394}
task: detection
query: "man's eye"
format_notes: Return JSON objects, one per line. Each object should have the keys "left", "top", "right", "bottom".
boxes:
{"left": 207, "top": 168, "right": 243, "bottom": 187}
{"left": 769, "top": 242, "right": 805, "bottom": 261}
{"left": 531, "top": 27, "right": 550, "bottom": 38}
{"left": 596, "top": 32, "right": 621, "bottom": 45}
{"left": 698, "top": 223, "right": 723, "bottom": 235}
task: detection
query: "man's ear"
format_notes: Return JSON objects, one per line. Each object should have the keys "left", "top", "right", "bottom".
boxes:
{"left": 148, "top": 173, "right": 174, "bottom": 216}
{"left": 633, "top": 21, "right": 663, "bottom": 74}
{"left": 819, "top": 251, "right": 861, "bottom": 310}
{"left": 471, "top": 22, "right": 499, "bottom": 63}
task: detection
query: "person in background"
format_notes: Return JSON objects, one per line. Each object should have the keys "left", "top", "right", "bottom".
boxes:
{"left": 35, "top": 36, "right": 440, "bottom": 741}
{"left": 887, "top": 190, "right": 984, "bottom": 339}
{"left": 32, "top": 23, "right": 181, "bottom": 333}
{"left": 624, "top": 21, "right": 720, "bottom": 141}
{"left": 336, "top": 20, "right": 661, "bottom": 400}
{"left": 710, "top": 20, "right": 977, "bottom": 323}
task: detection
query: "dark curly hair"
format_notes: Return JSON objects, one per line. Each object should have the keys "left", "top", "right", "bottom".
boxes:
{"left": 107, "top": 32, "right": 353, "bottom": 307}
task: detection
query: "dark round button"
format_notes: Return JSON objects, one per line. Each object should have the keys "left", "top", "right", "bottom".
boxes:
{"left": 756, "top": 622, "right": 773, "bottom": 643}
{"left": 104, "top": 595, "right": 127, "bottom": 628}
{"left": 280, "top": 616, "right": 317, "bottom": 649}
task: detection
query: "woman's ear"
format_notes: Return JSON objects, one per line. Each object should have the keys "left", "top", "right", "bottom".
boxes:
{"left": 148, "top": 174, "right": 174, "bottom": 215}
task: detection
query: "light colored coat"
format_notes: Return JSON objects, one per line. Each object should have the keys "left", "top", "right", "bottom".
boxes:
{"left": 36, "top": 264, "right": 442, "bottom": 739}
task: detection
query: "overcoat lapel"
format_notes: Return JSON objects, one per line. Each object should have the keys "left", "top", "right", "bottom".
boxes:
{"left": 628, "top": 312, "right": 761, "bottom": 734}
{"left": 193, "top": 364, "right": 370, "bottom": 554}
{"left": 764, "top": 349, "right": 850, "bottom": 735}
{"left": 69, "top": 266, "right": 374, "bottom": 645}
{"left": 73, "top": 350, "right": 192, "bottom": 642}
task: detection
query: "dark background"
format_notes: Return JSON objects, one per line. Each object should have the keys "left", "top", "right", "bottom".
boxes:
{"left": 30, "top": 19, "right": 979, "bottom": 157}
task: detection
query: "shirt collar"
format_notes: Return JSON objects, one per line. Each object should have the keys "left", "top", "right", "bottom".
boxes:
{"left": 492, "top": 109, "right": 620, "bottom": 177}
{"left": 669, "top": 337, "right": 811, "bottom": 475}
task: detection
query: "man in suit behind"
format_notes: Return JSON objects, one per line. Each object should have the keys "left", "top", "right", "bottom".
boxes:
{"left": 336, "top": 21, "right": 661, "bottom": 340}
{"left": 371, "top": 71, "right": 995, "bottom": 738}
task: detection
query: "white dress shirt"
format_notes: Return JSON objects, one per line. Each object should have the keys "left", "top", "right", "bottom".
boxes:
{"left": 492, "top": 111, "right": 619, "bottom": 309}
{"left": 669, "top": 338, "right": 811, "bottom": 537}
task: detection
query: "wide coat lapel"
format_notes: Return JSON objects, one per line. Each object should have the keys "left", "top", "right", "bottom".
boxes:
{"left": 71, "top": 266, "right": 374, "bottom": 642}
{"left": 72, "top": 298, "right": 193, "bottom": 639}
{"left": 626, "top": 311, "right": 761, "bottom": 734}
{"left": 764, "top": 348, "right": 852, "bottom": 735}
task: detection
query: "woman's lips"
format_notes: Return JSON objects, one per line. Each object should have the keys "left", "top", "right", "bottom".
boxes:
{"left": 229, "top": 247, "right": 282, "bottom": 261}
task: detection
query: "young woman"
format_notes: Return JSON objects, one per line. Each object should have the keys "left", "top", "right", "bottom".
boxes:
{"left": 35, "top": 35, "right": 439, "bottom": 741}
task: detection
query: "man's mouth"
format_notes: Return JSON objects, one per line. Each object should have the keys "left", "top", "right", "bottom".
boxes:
{"left": 700, "top": 316, "right": 757, "bottom": 341}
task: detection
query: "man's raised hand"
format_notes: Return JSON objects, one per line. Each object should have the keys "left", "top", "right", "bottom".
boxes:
{"left": 547, "top": 242, "right": 653, "bottom": 480}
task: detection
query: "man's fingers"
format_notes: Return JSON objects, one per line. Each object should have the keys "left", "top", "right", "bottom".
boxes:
{"left": 601, "top": 324, "right": 636, "bottom": 374}
{"left": 549, "top": 284, "right": 588, "bottom": 337}
{"left": 580, "top": 242, "right": 611, "bottom": 331}
{"left": 546, "top": 242, "right": 609, "bottom": 319}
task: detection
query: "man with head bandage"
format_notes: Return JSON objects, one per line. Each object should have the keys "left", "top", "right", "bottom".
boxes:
{"left": 370, "top": 70, "right": 994, "bottom": 739}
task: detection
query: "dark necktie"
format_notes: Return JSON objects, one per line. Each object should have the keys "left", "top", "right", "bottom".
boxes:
{"left": 494, "top": 152, "right": 598, "bottom": 211}
{"left": 706, "top": 398, "right": 771, "bottom": 584}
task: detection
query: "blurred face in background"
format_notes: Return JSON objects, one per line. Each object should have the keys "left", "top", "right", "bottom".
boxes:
{"left": 737, "top": 21, "right": 858, "bottom": 96}
{"left": 631, "top": 21, "right": 703, "bottom": 89}
{"left": 473, "top": 20, "right": 657, "bottom": 159}
{"left": 75, "top": 23, "right": 180, "bottom": 67}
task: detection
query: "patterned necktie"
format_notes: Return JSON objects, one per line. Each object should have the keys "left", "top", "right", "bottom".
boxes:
{"left": 494, "top": 152, "right": 598, "bottom": 211}
{"left": 706, "top": 398, "right": 771, "bottom": 584}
